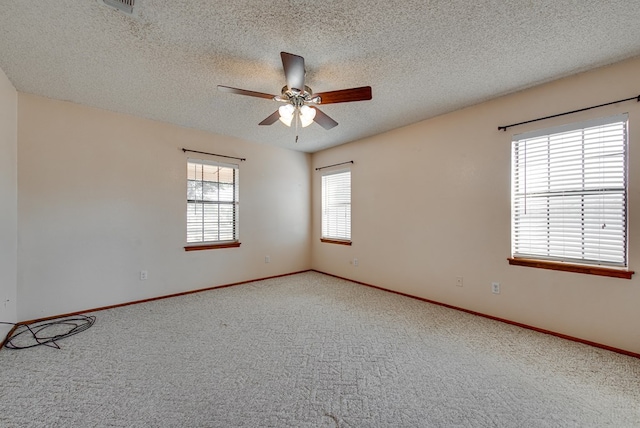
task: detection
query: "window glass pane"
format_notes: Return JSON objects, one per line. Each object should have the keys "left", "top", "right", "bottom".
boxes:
{"left": 187, "top": 159, "right": 238, "bottom": 244}
{"left": 511, "top": 115, "right": 627, "bottom": 267}
{"left": 322, "top": 170, "right": 351, "bottom": 241}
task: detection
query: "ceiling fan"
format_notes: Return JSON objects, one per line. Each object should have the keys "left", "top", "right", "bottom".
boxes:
{"left": 217, "top": 52, "right": 372, "bottom": 134}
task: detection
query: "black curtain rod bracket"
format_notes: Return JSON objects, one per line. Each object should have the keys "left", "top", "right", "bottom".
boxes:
{"left": 315, "top": 161, "right": 354, "bottom": 171}
{"left": 182, "top": 148, "right": 246, "bottom": 162}
{"left": 498, "top": 94, "right": 640, "bottom": 132}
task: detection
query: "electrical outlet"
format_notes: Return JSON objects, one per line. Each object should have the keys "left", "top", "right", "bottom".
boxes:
{"left": 140, "top": 270, "right": 148, "bottom": 280}
{"left": 492, "top": 282, "right": 500, "bottom": 294}
{"left": 456, "top": 276, "right": 463, "bottom": 287}
{"left": 265, "top": 256, "right": 270, "bottom": 264}
{"left": 353, "top": 258, "right": 358, "bottom": 267}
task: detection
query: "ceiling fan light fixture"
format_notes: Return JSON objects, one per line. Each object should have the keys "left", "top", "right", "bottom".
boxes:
{"left": 219, "top": 53, "right": 372, "bottom": 135}
{"left": 299, "top": 105, "right": 316, "bottom": 127}
{"left": 278, "top": 104, "right": 295, "bottom": 127}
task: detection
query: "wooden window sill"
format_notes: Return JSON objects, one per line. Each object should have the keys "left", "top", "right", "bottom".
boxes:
{"left": 321, "top": 238, "right": 352, "bottom": 246}
{"left": 185, "top": 242, "right": 241, "bottom": 251}
{"left": 508, "top": 258, "right": 633, "bottom": 279}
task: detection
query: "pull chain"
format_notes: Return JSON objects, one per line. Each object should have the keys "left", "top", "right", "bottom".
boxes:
{"left": 295, "top": 108, "right": 300, "bottom": 143}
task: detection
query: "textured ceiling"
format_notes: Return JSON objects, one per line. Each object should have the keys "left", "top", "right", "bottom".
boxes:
{"left": 1, "top": 1, "right": 639, "bottom": 153}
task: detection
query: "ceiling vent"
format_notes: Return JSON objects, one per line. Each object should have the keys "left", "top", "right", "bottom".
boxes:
{"left": 98, "top": 0, "right": 137, "bottom": 15}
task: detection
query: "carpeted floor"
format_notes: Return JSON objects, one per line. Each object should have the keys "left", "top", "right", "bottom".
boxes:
{"left": 1, "top": 271, "right": 639, "bottom": 427}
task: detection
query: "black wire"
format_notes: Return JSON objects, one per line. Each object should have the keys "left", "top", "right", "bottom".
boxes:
{"left": 1, "top": 315, "right": 96, "bottom": 350}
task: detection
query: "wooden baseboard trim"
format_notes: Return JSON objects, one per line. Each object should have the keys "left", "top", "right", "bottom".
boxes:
{"left": 0, "top": 324, "right": 19, "bottom": 350}
{"left": 313, "top": 270, "right": 640, "bottom": 360}
{"left": 4, "top": 270, "right": 312, "bottom": 339}
{"left": 7, "top": 269, "right": 638, "bottom": 359}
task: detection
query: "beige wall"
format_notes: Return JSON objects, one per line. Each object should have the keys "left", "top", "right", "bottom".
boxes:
{"left": 17, "top": 94, "right": 311, "bottom": 321}
{"left": 0, "top": 66, "right": 18, "bottom": 336}
{"left": 9, "top": 57, "right": 640, "bottom": 353}
{"left": 311, "top": 57, "right": 640, "bottom": 354}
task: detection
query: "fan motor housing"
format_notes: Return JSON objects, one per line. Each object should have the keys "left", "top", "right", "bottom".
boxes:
{"left": 280, "top": 85, "right": 319, "bottom": 105}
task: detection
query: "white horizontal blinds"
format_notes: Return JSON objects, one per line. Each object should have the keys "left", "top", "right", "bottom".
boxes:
{"left": 322, "top": 169, "right": 351, "bottom": 240}
{"left": 187, "top": 159, "right": 239, "bottom": 243}
{"left": 512, "top": 114, "right": 628, "bottom": 266}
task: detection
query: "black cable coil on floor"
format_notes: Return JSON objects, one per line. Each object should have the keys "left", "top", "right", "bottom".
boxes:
{"left": 1, "top": 315, "right": 96, "bottom": 350}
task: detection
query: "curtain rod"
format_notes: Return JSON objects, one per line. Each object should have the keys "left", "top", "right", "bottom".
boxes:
{"left": 315, "top": 161, "right": 354, "bottom": 171}
{"left": 498, "top": 95, "right": 640, "bottom": 132}
{"left": 182, "top": 148, "right": 246, "bottom": 162}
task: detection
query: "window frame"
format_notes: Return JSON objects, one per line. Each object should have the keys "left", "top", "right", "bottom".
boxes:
{"left": 185, "top": 158, "right": 240, "bottom": 251}
{"left": 509, "top": 114, "right": 633, "bottom": 278}
{"left": 321, "top": 168, "right": 352, "bottom": 245}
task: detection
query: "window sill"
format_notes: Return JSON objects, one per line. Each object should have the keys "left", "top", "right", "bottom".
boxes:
{"left": 508, "top": 258, "right": 633, "bottom": 279}
{"left": 185, "top": 242, "right": 241, "bottom": 252}
{"left": 321, "top": 238, "right": 352, "bottom": 246}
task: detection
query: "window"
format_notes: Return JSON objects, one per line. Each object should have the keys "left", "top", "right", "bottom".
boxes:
{"left": 511, "top": 114, "right": 628, "bottom": 271}
{"left": 186, "top": 158, "right": 239, "bottom": 248}
{"left": 321, "top": 169, "right": 351, "bottom": 244}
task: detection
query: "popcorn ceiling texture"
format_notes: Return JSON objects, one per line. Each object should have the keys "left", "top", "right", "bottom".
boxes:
{"left": 0, "top": 1, "right": 639, "bottom": 152}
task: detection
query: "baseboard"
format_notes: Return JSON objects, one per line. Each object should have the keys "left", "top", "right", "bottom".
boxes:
{"left": 2, "top": 270, "right": 312, "bottom": 349}
{"left": 0, "top": 325, "right": 19, "bottom": 350}
{"left": 313, "top": 270, "right": 640, "bottom": 360}
{"left": 6, "top": 269, "right": 638, "bottom": 359}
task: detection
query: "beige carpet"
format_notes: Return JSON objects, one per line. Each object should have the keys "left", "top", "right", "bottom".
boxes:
{"left": 1, "top": 271, "right": 639, "bottom": 427}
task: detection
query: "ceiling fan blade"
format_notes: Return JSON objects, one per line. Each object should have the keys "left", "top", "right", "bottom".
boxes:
{"left": 314, "top": 86, "right": 372, "bottom": 104}
{"left": 312, "top": 107, "right": 338, "bottom": 130}
{"left": 281, "top": 52, "right": 305, "bottom": 93}
{"left": 259, "top": 110, "right": 281, "bottom": 126}
{"left": 217, "top": 85, "right": 276, "bottom": 100}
